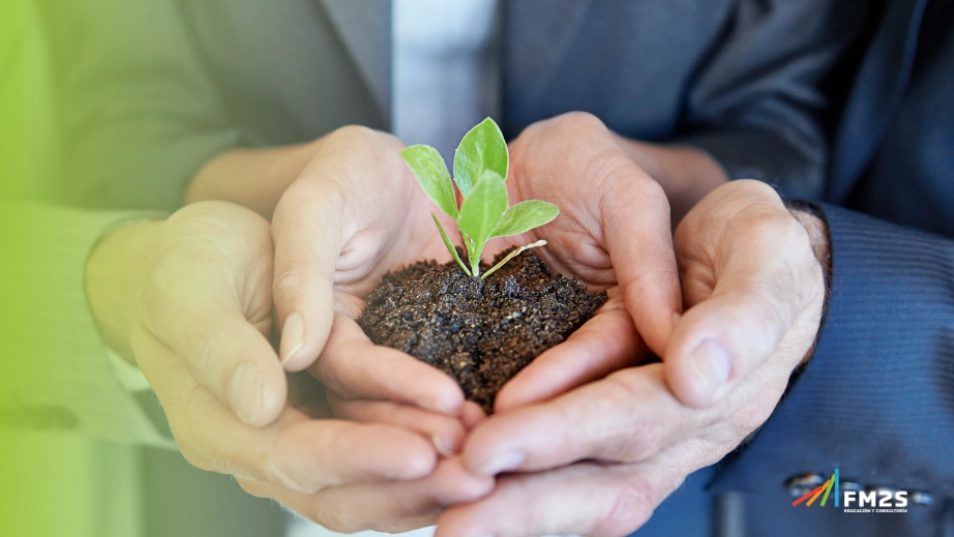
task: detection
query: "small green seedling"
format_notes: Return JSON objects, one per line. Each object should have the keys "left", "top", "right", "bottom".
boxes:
{"left": 401, "top": 118, "right": 559, "bottom": 280}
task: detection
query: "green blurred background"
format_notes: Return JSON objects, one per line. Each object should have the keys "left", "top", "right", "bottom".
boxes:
{"left": 1, "top": 2, "right": 135, "bottom": 535}
{"left": 0, "top": 1, "right": 287, "bottom": 535}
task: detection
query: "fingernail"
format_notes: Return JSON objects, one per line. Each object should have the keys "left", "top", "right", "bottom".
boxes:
{"left": 476, "top": 450, "right": 524, "bottom": 476}
{"left": 229, "top": 363, "right": 263, "bottom": 425}
{"left": 280, "top": 313, "right": 304, "bottom": 366}
{"left": 432, "top": 434, "right": 455, "bottom": 457}
{"left": 689, "top": 339, "right": 731, "bottom": 400}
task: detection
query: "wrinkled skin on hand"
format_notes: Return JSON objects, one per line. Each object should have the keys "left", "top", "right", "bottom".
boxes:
{"left": 434, "top": 180, "right": 825, "bottom": 537}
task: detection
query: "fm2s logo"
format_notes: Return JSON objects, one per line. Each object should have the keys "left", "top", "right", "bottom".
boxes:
{"left": 791, "top": 469, "right": 908, "bottom": 510}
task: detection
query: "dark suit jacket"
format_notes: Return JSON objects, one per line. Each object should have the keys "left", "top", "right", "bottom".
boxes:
{"left": 700, "top": 0, "right": 954, "bottom": 535}
{"left": 43, "top": 0, "right": 858, "bottom": 211}
{"left": 45, "top": 1, "right": 954, "bottom": 536}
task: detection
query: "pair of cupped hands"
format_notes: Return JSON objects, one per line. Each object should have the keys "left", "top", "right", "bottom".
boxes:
{"left": 92, "top": 113, "right": 826, "bottom": 536}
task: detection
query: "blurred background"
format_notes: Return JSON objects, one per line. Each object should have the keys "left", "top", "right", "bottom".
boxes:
{"left": 0, "top": 1, "right": 286, "bottom": 535}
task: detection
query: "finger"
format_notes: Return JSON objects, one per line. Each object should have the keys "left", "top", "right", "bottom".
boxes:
{"left": 138, "top": 334, "right": 437, "bottom": 491}
{"left": 266, "top": 413, "right": 437, "bottom": 493}
{"left": 242, "top": 457, "right": 493, "bottom": 534}
{"left": 315, "top": 312, "right": 465, "bottom": 415}
{"left": 667, "top": 210, "right": 822, "bottom": 408}
{"left": 601, "top": 173, "right": 682, "bottom": 359}
{"left": 142, "top": 257, "right": 286, "bottom": 427}
{"left": 461, "top": 401, "right": 487, "bottom": 431}
{"left": 436, "top": 459, "right": 683, "bottom": 537}
{"left": 312, "top": 457, "right": 493, "bottom": 532}
{"left": 463, "top": 364, "right": 696, "bottom": 476}
{"left": 327, "top": 394, "right": 467, "bottom": 456}
{"left": 494, "top": 298, "right": 641, "bottom": 412}
{"left": 271, "top": 177, "right": 342, "bottom": 372}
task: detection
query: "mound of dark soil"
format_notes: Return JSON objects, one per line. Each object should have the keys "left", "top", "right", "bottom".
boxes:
{"left": 356, "top": 248, "right": 607, "bottom": 413}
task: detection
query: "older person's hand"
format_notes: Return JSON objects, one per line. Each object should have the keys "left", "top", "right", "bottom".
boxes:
{"left": 435, "top": 180, "right": 827, "bottom": 537}
{"left": 85, "top": 201, "right": 492, "bottom": 532}
{"left": 482, "top": 112, "right": 684, "bottom": 410}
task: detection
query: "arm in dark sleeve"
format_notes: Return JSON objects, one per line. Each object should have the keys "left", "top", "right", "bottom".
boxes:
{"left": 713, "top": 204, "right": 954, "bottom": 500}
{"left": 673, "top": 0, "right": 868, "bottom": 199}
{"left": 42, "top": 0, "right": 240, "bottom": 211}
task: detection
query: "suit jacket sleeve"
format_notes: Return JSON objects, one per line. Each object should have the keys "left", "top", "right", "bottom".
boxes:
{"left": 0, "top": 202, "right": 175, "bottom": 448}
{"left": 712, "top": 204, "right": 954, "bottom": 499}
{"left": 672, "top": 0, "right": 866, "bottom": 199}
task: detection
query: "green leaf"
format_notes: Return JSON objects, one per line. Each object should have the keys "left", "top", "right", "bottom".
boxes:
{"left": 453, "top": 117, "right": 509, "bottom": 198}
{"left": 457, "top": 170, "right": 509, "bottom": 275}
{"left": 432, "top": 213, "right": 471, "bottom": 276}
{"left": 401, "top": 145, "right": 458, "bottom": 218}
{"left": 490, "top": 200, "right": 560, "bottom": 239}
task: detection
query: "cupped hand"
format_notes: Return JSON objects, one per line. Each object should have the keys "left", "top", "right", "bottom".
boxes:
{"left": 270, "top": 126, "right": 472, "bottom": 418}
{"left": 435, "top": 180, "right": 826, "bottom": 537}
{"left": 296, "top": 113, "right": 682, "bottom": 421}
{"left": 87, "top": 201, "right": 491, "bottom": 531}
{"left": 488, "top": 111, "right": 682, "bottom": 411}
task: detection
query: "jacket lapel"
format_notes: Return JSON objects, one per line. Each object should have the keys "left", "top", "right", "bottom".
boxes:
{"left": 827, "top": 0, "right": 929, "bottom": 202}
{"left": 318, "top": 0, "right": 392, "bottom": 125}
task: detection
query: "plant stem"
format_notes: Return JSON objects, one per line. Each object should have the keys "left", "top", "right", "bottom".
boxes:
{"left": 464, "top": 234, "right": 480, "bottom": 277}
{"left": 480, "top": 240, "right": 548, "bottom": 281}
{"left": 432, "top": 213, "right": 471, "bottom": 276}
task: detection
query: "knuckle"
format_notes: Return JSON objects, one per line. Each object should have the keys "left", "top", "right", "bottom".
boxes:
{"left": 753, "top": 216, "right": 819, "bottom": 311}
{"left": 185, "top": 317, "right": 235, "bottom": 376}
{"left": 141, "top": 255, "right": 181, "bottom": 315}
{"left": 555, "top": 111, "right": 606, "bottom": 133}
{"left": 312, "top": 354, "right": 346, "bottom": 394}
{"left": 727, "top": 179, "right": 783, "bottom": 203}
{"left": 726, "top": 211, "right": 782, "bottom": 249}
{"left": 548, "top": 400, "right": 589, "bottom": 459}
{"left": 637, "top": 173, "right": 668, "bottom": 200}
{"left": 273, "top": 267, "right": 304, "bottom": 303}
{"left": 136, "top": 277, "right": 165, "bottom": 328}
{"left": 776, "top": 215, "right": 814, "bottom": 255}
{"left": 594, "top": 477, "right": 656, "bottom": 537}
{"left": 326, "top": 125, "right": 403, "bottom": 157}
{"left": 520, "top": 112, "right": 609, "bottom": 157}
{"left": 325, "top": 124, "right": 378, "bottom": 146}
{"left": 591, "top": 373, "right": 661, "bottom": 461}
{"left": 623, "top": 266, "right": 678, "bottom": 317}
{"left": 601, "top": 172, "right": 667, "bottom": 222}
{"left": 743, "top": 292, "right": 787, "bottom": 333}
{"left": 141, "top": 250, "right": 218, "bottom": 320}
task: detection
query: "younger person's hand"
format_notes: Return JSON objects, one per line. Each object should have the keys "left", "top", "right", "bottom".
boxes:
{"left": 86, "top": 201, "right": 492, "bottom": 532}
{"left": 269, "top": 127, "right": 465, "bottom": 409}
